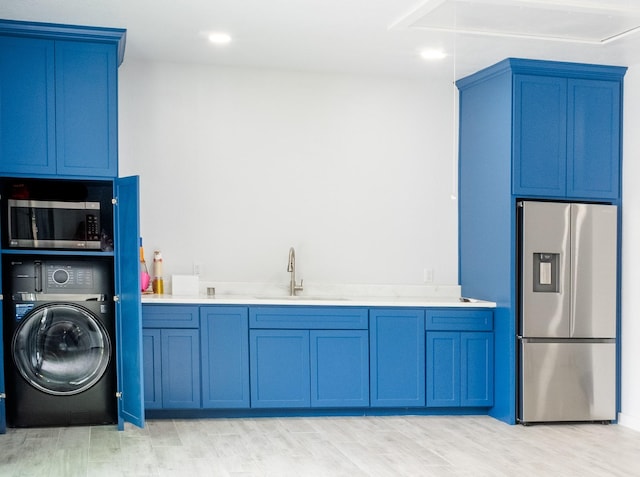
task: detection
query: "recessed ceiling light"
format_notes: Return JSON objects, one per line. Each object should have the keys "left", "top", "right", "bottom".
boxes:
{"left": 208, "top": 32, "right": 232, "bottom": 45}
{"left": 420, "top": 48, "right": 447, "bottom": 61}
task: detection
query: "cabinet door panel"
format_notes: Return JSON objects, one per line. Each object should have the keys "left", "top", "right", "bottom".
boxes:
{"left": 0, "top": 36, "right": 55, "bottom": 175}
{"left": 161, "top": 330, "right": 201, "bottom": 409}
{"left": 142, "top": 330, "right": 162, "bottom": 410}
{"left": 461, "top": 332, "right": 494, "bottom": 407}
{"left": 200, "top": 307, "right": 250, "bottom": 409}
{"left": 567, "top": 79, "right": 620, "bottom": 199}
{"left": 250, "top": 330, "right": 310, "bottom": 408}
{"left": 55, "top": 41, "right": 117, "bottom": 177}
{"left": 513, "top": 75, "right": 567, "bottom": 197}
{"left": 310, "top": 330, "right": 369, "bottom": 408}
{"left": 115, "top": 176, "right": 144, "bottom": 428}
{"left": 426, "top": 332, "right": 460, "bottom": 407}
{"left": 370, "top": 309, "right": 425, "bottom": 407}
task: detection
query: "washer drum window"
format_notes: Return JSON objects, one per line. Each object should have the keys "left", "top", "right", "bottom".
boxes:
{"left": 12, "top": 303, "right": 111, "bottom": 396}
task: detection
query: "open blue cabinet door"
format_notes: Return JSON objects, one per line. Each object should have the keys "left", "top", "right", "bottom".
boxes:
{"left": 114, "top": 176, "right": 144, "bottom": 429}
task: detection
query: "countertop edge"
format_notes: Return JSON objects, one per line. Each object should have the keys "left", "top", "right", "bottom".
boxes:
{"left": 141, "top": 295, "right": 497, "bottom": 308}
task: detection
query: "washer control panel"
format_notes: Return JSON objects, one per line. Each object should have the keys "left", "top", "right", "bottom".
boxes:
{"left": 8, "top": 259, "right": 112, "bottom": 296}
{"left": 46, "top": 263, "right": 94, "bottom": 290}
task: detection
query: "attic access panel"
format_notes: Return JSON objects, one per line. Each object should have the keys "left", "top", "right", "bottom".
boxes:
{"left": 392, "top": 0, "right": 640, "bottom": 44}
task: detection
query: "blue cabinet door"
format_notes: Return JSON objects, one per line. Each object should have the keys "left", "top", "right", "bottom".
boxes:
{"left": 514, "top": 74, "right": 621, "bottom": 200}
{"left": 55, "top": 41, "right": 118, "bottom": 177}
{"left": 142, "top": 329, "right": 162, "bottom": 409}
{"left": 200, "top": 306, "right": 250, "bottom": 409}
{"left": 250, "top": 330, "right": 310, "bottom": 408}
{"left": 161, "top": 329, "right": 201, "bottom": 409}
{"left": 461, "top": 332, "right": 494, "bottom": 407}
{"left": 310, "top": 330, "right": 369, "bottom": 408}
{"left": 426, "top": 332, "right": 460, "bottom": 407}
{"left": 513, "top": 74, "right": 567, "bottom": 197}
{"left": 0, "top": 36, "right": 56, "bottom": 175}
{"left": 567, "top": 78, "right": 620, "bottom": 199}
{"left": 114, "top": 176, "right": 144, "bottom": 428}
{"left": 370, "top": 309, "right": 425, "bottom": 407}
{"left": 427, "top": 331, "right": 494, "bottom": 408}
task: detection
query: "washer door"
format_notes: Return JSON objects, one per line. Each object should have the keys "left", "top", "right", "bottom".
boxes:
{"left": 12, "top": 303, "right": 112, "bottom": 396}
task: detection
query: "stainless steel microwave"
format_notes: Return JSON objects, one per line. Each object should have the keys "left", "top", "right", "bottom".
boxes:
{"left": 7, "top": 199, "right": 101, "bottom": 249}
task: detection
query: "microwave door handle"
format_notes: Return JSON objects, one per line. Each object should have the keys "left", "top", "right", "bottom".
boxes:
{"left": 30, "top": 206, "right": 39, "bottom": 247}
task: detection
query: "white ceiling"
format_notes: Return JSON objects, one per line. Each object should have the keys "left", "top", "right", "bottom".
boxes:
{"left": 2, "top": 0, "right": 640, "bottom": 79}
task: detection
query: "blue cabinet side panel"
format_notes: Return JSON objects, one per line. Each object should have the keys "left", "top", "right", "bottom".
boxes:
{"left": 567, "top": 79, "right": 620, "bottom": 199}
{"left": 513, "top": 75, "right": 567, "bottom": 197}
{"left": 142, "top": 330, "right": 162, "bottom": 409}
{"left": 161, "top": 330, "right": 201, "bottom": 409}
{"left": 55, "top": 41, "right": 117, "bottom": 177}
{"left": 426, "top": 332, "right": 460, "bottom": 407}
{"left": 200, "top": 307, "right": 250, "bottom": 409}
{"left": 490, "top": 306, "right": 516, "bottom": 423}
{"left": 461, "top": 332, "right": 494, "bottom": 407}
{"left": 250, "top": 330, "right": 310, "bottom": 408}
{"left": 458, "top": 71, "right": 516, "bottom": 423}
{"left": 0, "top": 36, "right": 55, "bottom": 175}
{"left": 369, "top": 309, "right": 425, "bottom": 407}
{"left": 310, "top": 330, "right": 369, "bottom": 408}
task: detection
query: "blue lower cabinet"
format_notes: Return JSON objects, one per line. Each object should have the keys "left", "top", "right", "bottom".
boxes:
{"left": 369, "top": 309, "right": 426, "bottom": 407}
{"left": 249, "top": 327, "right": 370, "bottom": 409}
{"left": 426, "top": 332, "right": 460, "bottom": 407}
{"left": 142, "top": 330, "right": 162, "bottom": 409}
{"left": 161, "top": 329, "right": 201, "bottom": 409}
{"left": 310, "top": 330, "right": 369, "bottom": 407}
{"left": 250, "top": 330, "right": 311, "bottom": 408}
{"left": 426, "top": 331, "right": 493, "bottom": 408}
{"left": 142, "top": 328, "right": 200, "bottom": 409}
{"left": 460, "top": 332, "right": 494, "bottom": 407}
{"left": 200, "top": 307, "right": 250, "bottom": 409}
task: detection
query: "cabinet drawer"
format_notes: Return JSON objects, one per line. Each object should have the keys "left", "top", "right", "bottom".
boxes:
{"left": 425, "top": 309, "right": 493, "bottom": 331}
{"left": 249, "top": 306, "right": 368, "bottom": 329}
{"left": 142, "top": 305, "right": 199, "bottom": 328}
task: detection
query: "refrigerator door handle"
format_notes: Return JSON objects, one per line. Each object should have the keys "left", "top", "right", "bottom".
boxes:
{"left": 521, "top": 337, "right": 615, "bottom": 344}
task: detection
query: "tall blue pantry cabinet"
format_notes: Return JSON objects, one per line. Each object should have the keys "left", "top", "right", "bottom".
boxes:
{"left": 0, "top": 20, "right": 143, "bottom": 433}
{"left": 456, "top": 59, "right": 626, "bottom": 424}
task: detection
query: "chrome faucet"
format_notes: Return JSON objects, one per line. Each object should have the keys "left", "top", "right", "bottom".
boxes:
{"left": 287, "top": 247, "right": 304, "bottom": 296}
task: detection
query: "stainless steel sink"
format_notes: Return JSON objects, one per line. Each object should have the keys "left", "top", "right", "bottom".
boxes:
{"left": 253, "top": 295, "right": 348, "bottom": 301}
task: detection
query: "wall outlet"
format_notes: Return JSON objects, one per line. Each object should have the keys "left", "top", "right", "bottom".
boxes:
{"left": 193, "top": 262, "right": 202, "bottom": 276}
{"left": 423, "top": 268, "right": 434, "bottom": 283}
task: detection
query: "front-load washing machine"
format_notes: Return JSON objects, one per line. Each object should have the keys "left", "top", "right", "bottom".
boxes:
{"left": 3, "top": 258, "right": 117, "bottom": 427}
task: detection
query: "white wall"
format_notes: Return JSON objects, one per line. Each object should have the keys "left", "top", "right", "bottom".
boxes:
{"left": 117, "top": 61, "right": 458, "bottom": 288}
{"left": 621, "top": 65, "right": 640, "bottom": 432}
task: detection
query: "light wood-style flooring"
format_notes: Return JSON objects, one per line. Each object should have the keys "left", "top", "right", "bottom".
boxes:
{"left": 1, "top": 415, "right": 639, "bottom": 476}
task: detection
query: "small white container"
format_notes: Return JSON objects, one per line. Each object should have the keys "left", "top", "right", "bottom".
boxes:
{"left": 171, "top": 275, "right": 200, "bottom": 296}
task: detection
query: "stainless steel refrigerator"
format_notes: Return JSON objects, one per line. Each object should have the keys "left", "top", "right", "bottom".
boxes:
{"left": 517, "top": 201, "right": 617, "bottom": 424}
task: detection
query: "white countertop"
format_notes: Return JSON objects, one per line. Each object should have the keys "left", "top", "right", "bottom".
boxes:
{"left": 141, "top": 294, "right": 495, "bottom": 308}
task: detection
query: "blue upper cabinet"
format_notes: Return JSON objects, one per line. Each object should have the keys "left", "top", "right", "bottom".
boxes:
{"left": 459, "top": 58, "right": 626, "bottom": 201}
{"left": 566, "top": 78, "right": 621, "bottom": 199}
{"left": 55, "top": 41, "right": 118, "bottom": 177}
{"left": 0, "top": 20, "right": 125, "bottom": 178}
{"left": 0, "top": 36, "right": 56, "bottom": 175}
{"left": 514, "top": 72, "right": 622, "bottom": 199}
{"left": 513, "top": 74, "right": 567, "bottom": 197}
